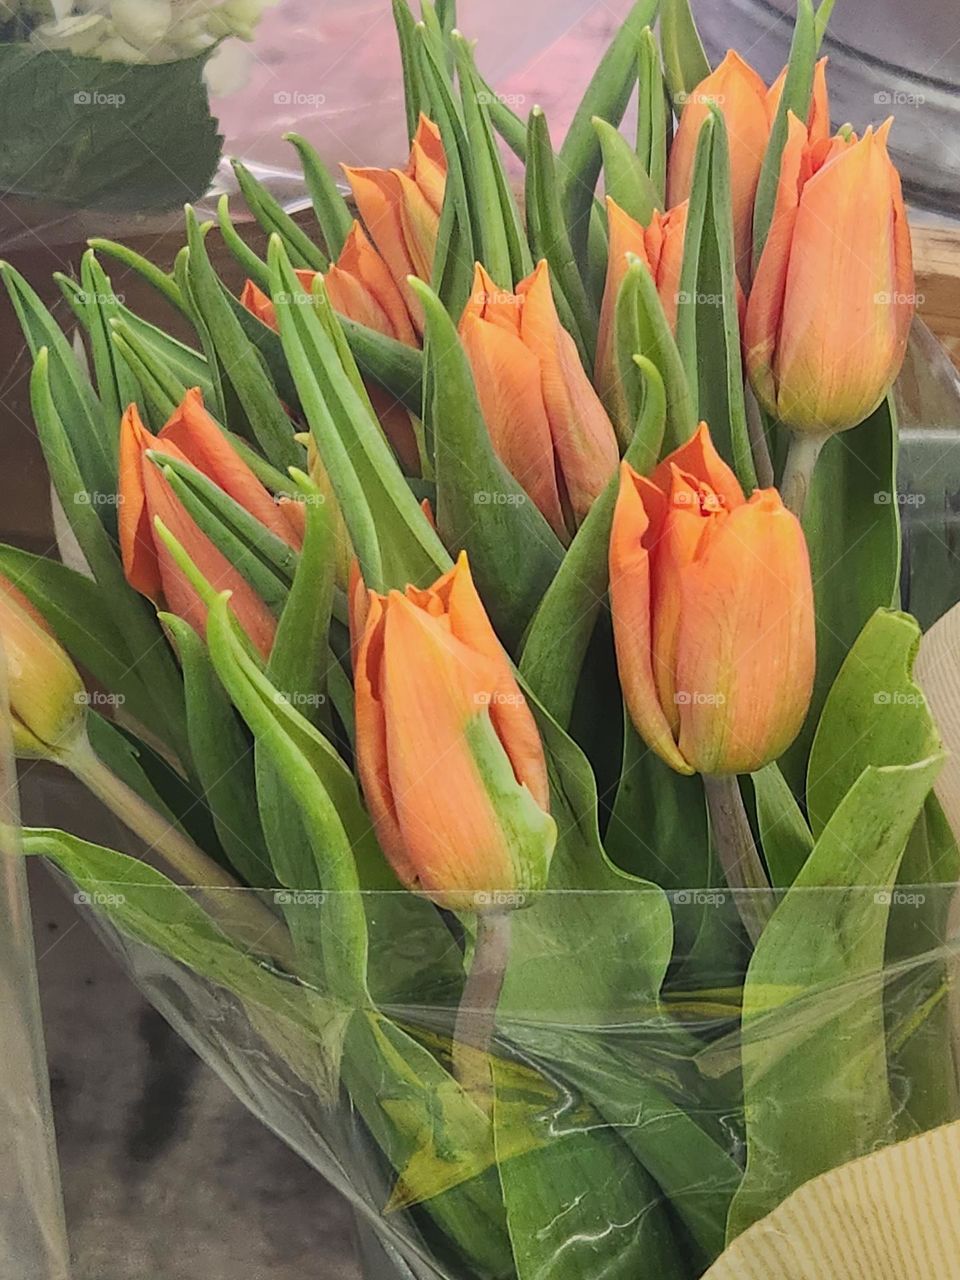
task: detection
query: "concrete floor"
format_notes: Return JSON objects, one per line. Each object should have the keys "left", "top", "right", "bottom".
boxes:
{"left": 22, "top": 769, "right": 362, "bottom": 1280}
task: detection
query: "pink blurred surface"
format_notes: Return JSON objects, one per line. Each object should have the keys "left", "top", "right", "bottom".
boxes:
{"left": 213, "top": 0, "right": 634, "bottom": 176}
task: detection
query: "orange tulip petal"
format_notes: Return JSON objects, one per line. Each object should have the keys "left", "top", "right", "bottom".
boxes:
{"left": 649, "top": 422, "right": 745, "bottom": 512}
{"left": 744, "top": 112, "right": 809, "bottom": 416}
{"left": 394, "top": 169, "right": 440, "bottom": 281}
{"left": 409, "top": 115, "right": 447, "bottom": 215}
{"left": 674, "top": 489, "right": 814, "bottom": 774}
{"left": 141, "top": 462, "right": 277, "bottom": 658}
{"left": 332, "top": 221, "right": 418, "bottom": 345}
{"left": 519, "top": 262, "right": 619, "bottom": 526}
{"left": 240, "top": 279, "right": 277, "bottom": 331}
{"left": 649, "top": 466, "right": 717, "bottom": 732}
{"left": 343, "top": 165, "right": 417, "bottom": 288}
{"left": 669, "top": 50, "right": 770, "bottom": 279}
{"left": 597, "top": 197, "right": 654, "bottom": 389}
{"left": 609, "top": 463, "right": 694, "bottom": 774}
{"left": 431, "top": 553, "right": 550, "bottom": 813}
{"left": 775, "top": 128, "right": 906, "bottom": 429}
{"left": 380, "top": 594, "right": 514, "bottom": 899}
{"left": 159, "top": 389, "right": 298, "bottom": 548}
{"left": 460, "top": 310, "right": 566, "bottom": 538}
{"left": 118, "top": 405, "right": 165, "bottom": 598}
{"left": 353, "top": 592, "right": 416, "bottom": 885}
{"left": 464, "top": 262, "right": 524, "bottom": 335}
{"left": 652, "top": 202, "right": 688, "bottom": 332}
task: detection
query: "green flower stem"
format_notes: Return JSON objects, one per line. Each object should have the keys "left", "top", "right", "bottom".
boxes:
{"left": 746, "top": 388, "right": 775, "bottom": 490}
{"left": 453, "top": 909, "right": 513, "bottom": 1114}
{"left": 65, "top": 738, "right": 296, "bottom": 970}
{"left": 703, "top": 774, "right": 776, "bottom": 946}
{"left": 780, "top": 430, "right": 830, "bottom": 520}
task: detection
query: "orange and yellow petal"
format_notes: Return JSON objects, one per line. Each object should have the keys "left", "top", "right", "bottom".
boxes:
{"left": 519, "top": 262, "right": 619, "bottom": 526}
{"left": 380, "top": 594, "right": 515, "bottom": 901}
{"left": 460, "top": 310, "right": 566, "bottom": 538}
{"left": 674, "top": 489, "right": 814, "bottom": 774}
{"left": 775, "top": 128, "right": 906, "bottom": 429}
{"left": 159, "top": 389, "right": 298, "bottom": 548}
{"left": 609, "top": 464, "right": 694, "bottom": 774}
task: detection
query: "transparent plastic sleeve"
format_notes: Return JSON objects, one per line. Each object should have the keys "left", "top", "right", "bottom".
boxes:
{"left": 17, "top": 870, "right": 960, "bottom": 1280}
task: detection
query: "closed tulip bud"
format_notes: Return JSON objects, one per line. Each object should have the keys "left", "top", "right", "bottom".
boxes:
{"left": 0, "top": 576, "right": 86, "bottom": 759}
{"left": 596, "top": 197, "right": 688, "bottom": 432}
{"left": 459, "top": 260, "right": 620, "bottom": 541}
{"left": 668, "top": 50, "right": 772, "bottom": 281}
{"left": 745, "top": 115, "right": 914, "bottom": 433}
{"left": 352, "top": 553, "right": 556, "bottom": 911}
{"left": 119, "top": 392, "right": 284, "bottom": 657}
{"left": 343, "top": 115, "right": 446, "bottom": 332}
{"left": 609, "top": 424, "right": 814, "bottom": 776}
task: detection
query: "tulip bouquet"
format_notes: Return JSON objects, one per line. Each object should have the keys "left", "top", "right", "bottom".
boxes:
{"left": 3, "top": 0, "right": 959, "bottom": 1277}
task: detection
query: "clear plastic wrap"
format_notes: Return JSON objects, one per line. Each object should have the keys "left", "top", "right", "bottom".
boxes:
{"left": 0, "top": 668, "right": 71, "bottom": 1280}
{"left": 16, "top": 868, "right": 960, "bottom": 1280}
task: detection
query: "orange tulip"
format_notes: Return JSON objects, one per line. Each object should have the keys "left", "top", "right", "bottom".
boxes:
{"left": 596, "top": 197, "right": 688, "bottom": 433}
{"left": 745, "top": 115, "right": 914, "bottom": 433}
{"left": 609, "top": 424, "right": 814, "bottom": 776}
{"left": 459, "top": 260, "right": 620, "bottom": 541}
{"left": 240, "top": 269, "right": 316, "bottom": 332}
{"left": 118, "top": 392, "right": 287, "bottom": 658}
{"left": 0, "top": 575, "right": 86, "bottom": 759}
{"left": 668, "top": 50, "right": 772, "bottom": 281}
{"left": 767, "top": 57, "right": 830, "bottom": 145}
{"left": 241, "top": 224, "right": 421, "bottom": 474}
{"left": 343, "top": 115, "right": 446, "bottom": 332}
{"left": 352, "top": 552, "right": 556, "bottom": 911}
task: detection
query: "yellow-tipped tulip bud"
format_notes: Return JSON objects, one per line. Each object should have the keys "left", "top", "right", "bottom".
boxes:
{"left": 0, "top": 576, "right": 86, "bottom": 759}
{"left": 745, "top": 115, "right": 915, "bottom": 434}
{"left": 352, "top": 553, "right": 556, "bottom": 911}
{"left": 609, "top": 425, "right": 815, "bottom": 776}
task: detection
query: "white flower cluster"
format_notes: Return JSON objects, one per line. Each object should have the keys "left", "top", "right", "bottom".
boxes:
{"left": 30, "top": 0, "right": 278, "bottom": 63}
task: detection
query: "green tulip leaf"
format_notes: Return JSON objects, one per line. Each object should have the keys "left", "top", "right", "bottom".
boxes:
{"left": 269, "top": 238, "right": 447, "bottom": 593}
{"left": 675, "top": 111, "right": 756, "bottom": 491}
{"left": 452, "top": 32, "right": 533, "bottom": 287}
{"left": 28, "top": 349, "right": 189, "bottom": 762}
{"left": 782, "top": 399, "right": 901, "bottom": 794}
{"left": 185, "top": 208, "right": 303, "bottom": 471}
{"left": 2, "top": 262, "right": 117, "bottom": 533}
{"left": 520, "top": 358, "right": 665, "bottom": 726}
{"left": 231, "top": 159, "right": 328, "bottom": 273}
{"left": 752, "top": 762, "right": 813, "bottom": 888}
{"left": 806, "top": 607, "right": 959, "bottom": 1133}
{"left": 659, "top": 0, "right": 711, "bottom": 105}
{"left": 594, "top": 116, "right": 661, "bottom": 224}
{"left": 752, "top": 0, "right": 829, "bottom": 269}
{"left": 77, "top": 250, "right": 142, "bottom": 430}
{"left": 526, "top": 106, "right": 598, "bottom": 366}
{"left": 558, "top": 0, "right": 661, "bottom": 265}
{"left": 636, "top": 27, "right": 669, "bottom": 202}
{"left": 726, "top": 752, "right": 944, "bottom": 1240}
{"left": 284, "top": 132, "right": 355, "bottom": 261}
{"left": 162, "top": 615, "right": 273, "bottom": 889}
